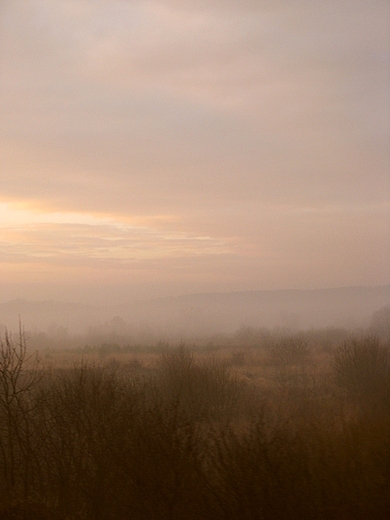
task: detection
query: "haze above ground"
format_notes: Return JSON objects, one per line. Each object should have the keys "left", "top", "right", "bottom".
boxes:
{"left": 0, "top": 1, "right": 389, "bottom": 308}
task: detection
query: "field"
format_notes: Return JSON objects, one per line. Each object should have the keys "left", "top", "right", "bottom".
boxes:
{"left": 0, "top": 326, "right": 389, "bottom": 519}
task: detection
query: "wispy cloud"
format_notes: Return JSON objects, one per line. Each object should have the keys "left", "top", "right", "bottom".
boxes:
{"left": 0, "top": 0, "right": 389, "bottom": 300}
{"left": 0, "top": 205, "right": 232, "bottom": 267}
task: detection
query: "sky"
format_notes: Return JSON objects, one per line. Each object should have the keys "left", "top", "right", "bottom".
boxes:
{"left": 0, "top": 0, "right": 389, "bottom": 305}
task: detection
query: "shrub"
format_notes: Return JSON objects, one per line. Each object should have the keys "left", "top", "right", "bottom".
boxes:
{"left": 370, "top": 306, "right": 390, "bottom": 341}
{"left": 0, "top": 328, "right": 42, "bottom": 507}
{"left": 155, "top": 346, "right": 247, "bottom": 422}
{"left": 1, "top": 326, "right": 390, "bottom": 519}
{"left": 332, "top": 335, "right": 390, "bottom": 413}
{"left": 268, "top": 334, "right": 311, "bottom": 367}
{"left": 234, "top": 326, "right": 272, "bottom": 348}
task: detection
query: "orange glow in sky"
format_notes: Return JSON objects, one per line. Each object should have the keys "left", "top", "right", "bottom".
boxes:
{"left": 0, "top": 0, "right": 389, "bottom": 304}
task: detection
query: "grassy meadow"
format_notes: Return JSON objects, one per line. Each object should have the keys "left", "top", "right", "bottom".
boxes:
{"left": 0, "top": 324, "right": 389, "bottom": 519}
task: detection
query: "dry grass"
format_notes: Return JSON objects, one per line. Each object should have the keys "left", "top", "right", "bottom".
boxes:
{"left": 1, "top": 330, "right": 389, "bottom": 519}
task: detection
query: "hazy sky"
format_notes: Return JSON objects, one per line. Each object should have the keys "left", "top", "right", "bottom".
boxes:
{"left": 0, "top": 0, "right": 389, "bottom": 304}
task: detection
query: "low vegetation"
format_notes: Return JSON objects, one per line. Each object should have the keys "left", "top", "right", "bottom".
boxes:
{"left": 0, "top": 326, "right": 389, "bottom": 519}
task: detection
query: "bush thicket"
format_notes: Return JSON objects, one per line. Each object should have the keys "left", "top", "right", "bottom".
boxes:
{"left": 0, "top": 332, "right": 389, "bottom": 519}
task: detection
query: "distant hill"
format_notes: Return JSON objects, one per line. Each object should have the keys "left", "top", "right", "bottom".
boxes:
{"left": 1, "top": 285, "right": 389, "bottom": 336}
{"left": 117, "top": 285, "right": 390, "bottom": 333}
{"left": 0, "top": 299, "right": 101, "bottom": 333}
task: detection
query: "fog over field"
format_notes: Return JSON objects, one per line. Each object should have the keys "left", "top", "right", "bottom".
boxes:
{"left": 1, "top": 3, "right": 390, "bottom": 518}
{"left": 0, "top": 285, "right": 389, "bottom": 343}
